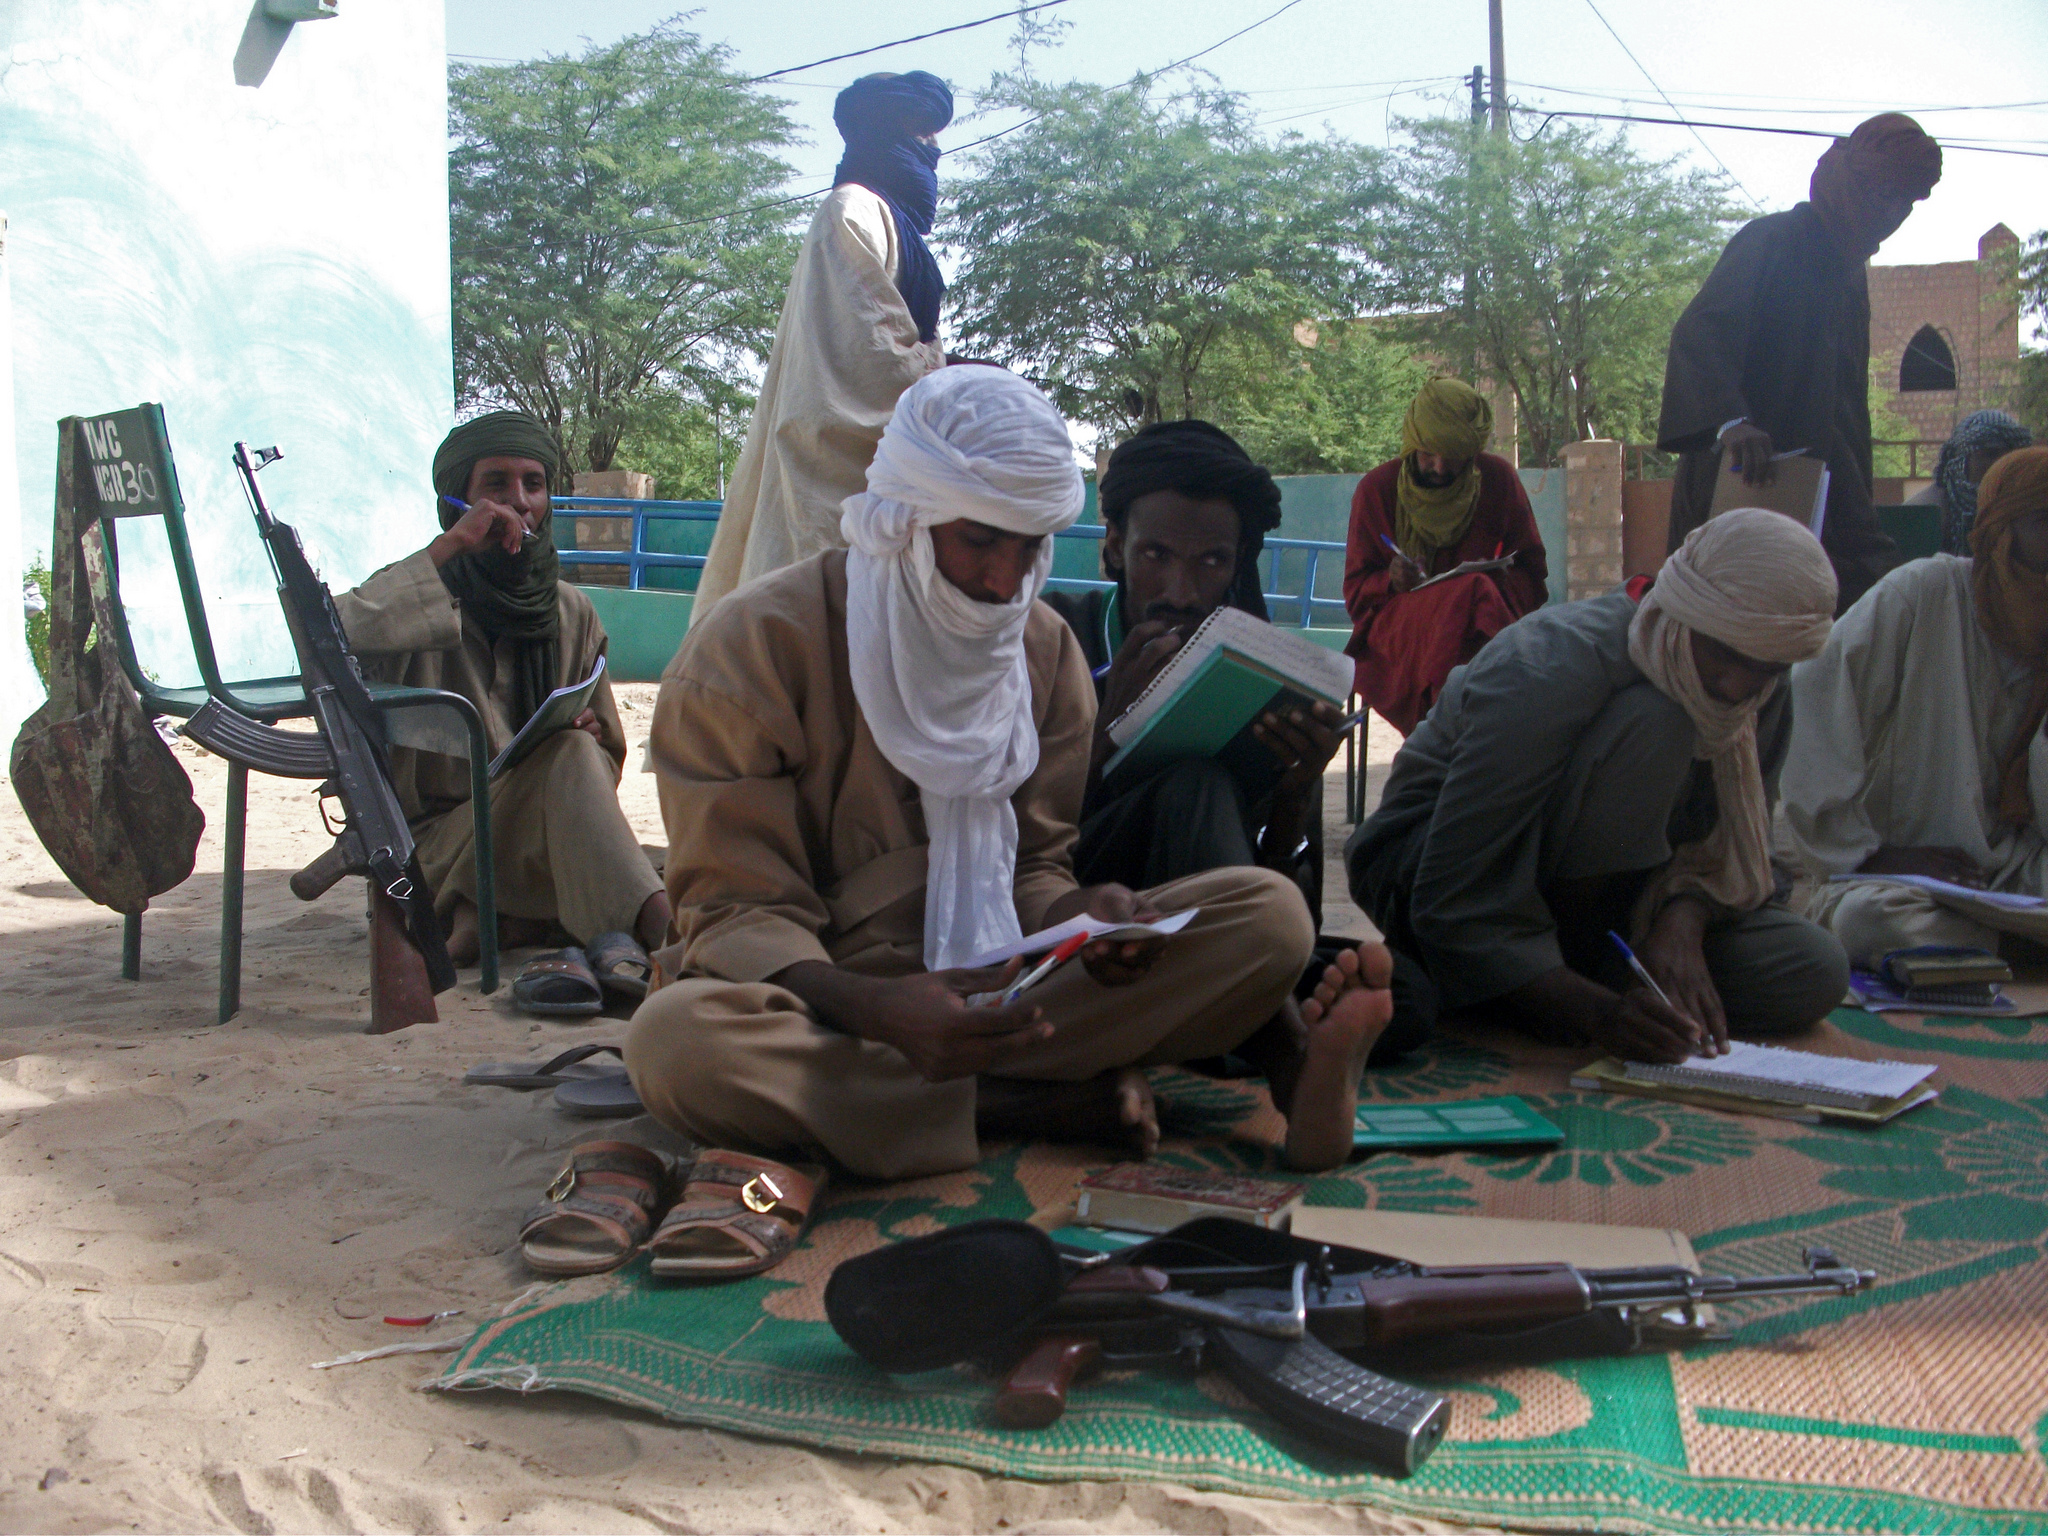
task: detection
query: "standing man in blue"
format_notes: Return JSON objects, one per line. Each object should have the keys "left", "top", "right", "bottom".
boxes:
{"left": 692, "top": 71, "right": 956, "bottom": 620}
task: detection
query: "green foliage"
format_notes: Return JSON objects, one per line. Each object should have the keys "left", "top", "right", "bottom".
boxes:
{"left": 1868, "top": 361, "right": 1921, "bottom": 479}
{"left": 1372, "top": 119, "right": 1737, "bottom": 466}
{"left": 943, "top": 75, "right": 1385, "bottom": 438}
{"left": 25, "top": 556, "right": 51, "bottom": 686}
{"left": 1198, "top": 321, "right": 1427, "bottom": 475}
{"left": 2012, "top": 230, "right": 2048, "bottom": 440}
{"left": 609, "top": 389, "right": 753, "bottom": 501}
{"left": 450, "top": 21, "right": 800, "bottom": 478}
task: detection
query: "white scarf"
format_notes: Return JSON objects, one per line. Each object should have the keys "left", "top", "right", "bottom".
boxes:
{"left": 1627, "top": 506, "right": 1836, "bottom": 922}
{"left": 841, "top": 368, "right": 1084, "bottom": 970}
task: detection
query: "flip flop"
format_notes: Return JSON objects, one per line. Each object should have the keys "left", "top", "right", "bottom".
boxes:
{"left": 554, "top": 1070, "right": 645, "bottom": 1119}
{"left": 586, "top": 930, "right": 653, "bottom": 1002}
{"left": 512, "top": 947, "right": 604, "bottom": 1016}
{"left": 464, "top": 1043, "right": 624, "bottom": 1091}
{"left": 648, "top": 1150, "right": 826, "bottom": 1280}
{"left": 518, "top": 1139, "right": 671, "bottom": 1277}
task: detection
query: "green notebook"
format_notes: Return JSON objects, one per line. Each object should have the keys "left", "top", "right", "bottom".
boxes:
{"left": 1352, "top": 1095, "right": 1565, "bottom": 1151}
{"left": 1100, "top": 607, "right": 1352, "bottom": 790}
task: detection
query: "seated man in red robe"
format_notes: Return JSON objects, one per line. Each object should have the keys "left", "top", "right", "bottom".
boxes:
{"left": 1343, "top": 379, "right": 1549, "bottom": 734}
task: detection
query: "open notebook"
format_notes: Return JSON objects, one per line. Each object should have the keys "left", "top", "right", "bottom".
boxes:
{"left": 1622, "top": 1041, "right": 1935, "bottom": 1114}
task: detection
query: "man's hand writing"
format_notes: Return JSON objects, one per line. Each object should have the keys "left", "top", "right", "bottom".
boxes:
{"left": 1387, "top": 552, "right": 1424, "bottom": 594}
{"left": 1635, "top": 897, "right": 1728, "bottom": 1056}
{"left": 862, "top": 961, "right": 1053, "bottom": 1082}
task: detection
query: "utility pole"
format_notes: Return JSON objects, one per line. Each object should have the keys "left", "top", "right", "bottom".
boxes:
{"left": 1467, "top": 65, "right": 1485, "bottom": 125}
{"left": 1488, "top": 0, "right": 1507, "bottom": 136}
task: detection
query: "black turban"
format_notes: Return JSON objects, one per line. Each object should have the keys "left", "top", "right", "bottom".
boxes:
{"left": 430, "top": 410, "right": 563, "bottom": 729}
{"left": 1098, "top": 420, "right": 1284, "bottom": 618}
{"left": 832, "top": 70, "right": 955, "bottom": 141}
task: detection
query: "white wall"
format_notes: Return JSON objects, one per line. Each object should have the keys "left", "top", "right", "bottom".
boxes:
{"left": 0, "top": 0, "right": 451, "bottom": 714}
{"left": 0, "top": 218, "right": 35, "bottom": 736}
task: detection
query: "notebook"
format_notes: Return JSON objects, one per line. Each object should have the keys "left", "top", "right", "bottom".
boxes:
{"left": 1620, "top": 1040, "right": 1935, "bottom": 1113}
{"left": 1848, "top": 970, "right": 2017, "bottom": 1018}
{"left": 1709, "top": 447, "right": 1830, "bottom": 538}
{"left": 967, "top": 907, "right": 1198, "bottom": 968}
{"left": 1412, "top": 552, "right": 1518, "bottom": 592}
{"left": 1352, "top": 1095, "right": 1564, "bottom": 1151}
{"left": 1572, "top": 1056, "right": 1938, "bottom": 1125}
{"left": 1100, "top": 607, "right": 1352, "bottom": 790}
{"left": 487, "top": 655, "right": 607, "bottom": 779}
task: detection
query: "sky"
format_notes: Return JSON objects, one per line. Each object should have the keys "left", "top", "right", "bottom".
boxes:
{"left": 444, "top": 0, "right": 2048, "bottom": 281}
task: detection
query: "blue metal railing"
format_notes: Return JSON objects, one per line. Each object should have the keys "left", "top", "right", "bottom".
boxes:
{"left": 550, "top": 498, "right": 1348, "bottom": 628}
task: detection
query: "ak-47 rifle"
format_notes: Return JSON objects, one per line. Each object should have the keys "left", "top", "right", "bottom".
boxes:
{"left": 180, "top": 443, "right": 456, "bottom": 1028}
{"left": 825, "top": 1218, "right": 1874, "bottom": 1476}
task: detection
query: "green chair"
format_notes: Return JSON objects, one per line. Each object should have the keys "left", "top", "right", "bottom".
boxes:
{"left": 66, "top": 405, "right": 499, "bottom": 1020}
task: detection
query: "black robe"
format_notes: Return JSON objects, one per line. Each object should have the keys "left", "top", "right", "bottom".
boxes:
{"left": 1657, "top": 202, "right": 1895, "bottom": 611}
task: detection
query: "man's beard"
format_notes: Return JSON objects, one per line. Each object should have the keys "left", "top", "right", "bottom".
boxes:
{"left": 1411, "top": 465, "right": 1459, "bottom": 489}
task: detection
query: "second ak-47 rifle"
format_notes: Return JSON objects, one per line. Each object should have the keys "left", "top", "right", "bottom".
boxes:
{"left": 825, "top": 1217, "right": 1874, "bottom": 1476}
{"left": 180, "top": 442, "right": 456, "bottom": 1028}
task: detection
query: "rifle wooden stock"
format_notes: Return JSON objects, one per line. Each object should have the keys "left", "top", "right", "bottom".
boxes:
{"left": 368, "top": 885, "right": 439, "bottom": 1033}
{"left": 993, "top": 1337, "right": 1100, "bottom": 1429}
{"left": 291, "top": 838, "right": 355, "bottom": 901}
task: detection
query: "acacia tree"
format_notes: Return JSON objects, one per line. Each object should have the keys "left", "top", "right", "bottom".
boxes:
{"left": 1373, "top": 119, "right": 1736, "bottom": 465}
{"left": 450, "top": 23, "right": 799, "bottom": 477}
{"left": 2013, "top": 229, "right": 2048, "bottom": 438}
{"left": 943, "top": 77, "right": 1386, "bottom": 439}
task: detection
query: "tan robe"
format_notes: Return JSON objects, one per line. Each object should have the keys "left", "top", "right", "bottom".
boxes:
{"left": 627, "top": 551, "right": 1315, "bottom": 1178}
{"left": 688, "top": 186, "right": 947, "bottom": 626}
{"left": 334, "top": 550, "right": 661, "bottom": 941}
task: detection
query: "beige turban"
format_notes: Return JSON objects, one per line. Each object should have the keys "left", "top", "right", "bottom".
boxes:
{"left": 1627, "top": 507, "right": 1838, "bottom": 921}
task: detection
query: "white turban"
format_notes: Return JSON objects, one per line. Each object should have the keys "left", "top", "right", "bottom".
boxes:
{"left": 840, "top": 367, "right": 1085, "bottom": 971}
{"left": 1627, "top": 507, "right": 1837, "bottom": 921}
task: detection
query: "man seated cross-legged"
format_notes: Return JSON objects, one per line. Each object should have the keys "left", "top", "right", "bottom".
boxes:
{"left": 1347, "top": 508, "right": 1849, "bottom": 1063}
{"left": 334, "top": 412, "right": 670, "bottom": 1001}
{"left": 1042, "top": 419, "right": 1434, "bottom": 1059}
{"left": 626, "top": 368, "right": 1389, "bottom": 1179}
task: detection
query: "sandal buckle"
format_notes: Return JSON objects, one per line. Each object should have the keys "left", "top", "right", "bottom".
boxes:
{"left": 740, "top": 1173, "right": 784, "bottom": 1215}
{"left": 545, "top": 1162, "right": 577, "bottom": 1203}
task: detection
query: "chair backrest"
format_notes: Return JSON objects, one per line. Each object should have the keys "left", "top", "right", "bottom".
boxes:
{"left": 66, "top": 404, "right": 255, "bottom": 715}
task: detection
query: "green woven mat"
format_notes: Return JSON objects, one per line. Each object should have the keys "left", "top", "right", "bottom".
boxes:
{"left": 434, "top": 1008, "right": 2048, "bottom": 1534}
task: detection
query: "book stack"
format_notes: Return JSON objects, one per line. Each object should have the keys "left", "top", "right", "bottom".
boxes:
{"left": 1886, "top": 946, "right": 2011, "bottom": 1009}
{"left": 1573, "top": 1041, "right": 1938, "bottom": 1125}
{"left": 1073, "top": 1164, "right": 1307, "bottom": 1235}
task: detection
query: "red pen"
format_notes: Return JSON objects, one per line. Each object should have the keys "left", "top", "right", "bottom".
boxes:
{"left": 1001, "top": 930, "right": 1093, "bottom": 1004}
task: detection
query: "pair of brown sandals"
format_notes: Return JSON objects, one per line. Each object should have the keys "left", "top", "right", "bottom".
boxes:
{"left": 518, "top": 1141, "right": 825, "bottom": 1280}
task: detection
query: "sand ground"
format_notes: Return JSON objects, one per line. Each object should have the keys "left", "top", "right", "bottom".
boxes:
{"left": 0, "top": 689, "right": 1476, "bottom": 1534}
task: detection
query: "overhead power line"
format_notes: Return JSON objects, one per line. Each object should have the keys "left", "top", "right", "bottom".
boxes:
{"left": 1520, "top": 106, "right": 2048, "bottom": 160}
{"left": 746, "top": 1, "right": 1069, "bottom": 84}
{"left": 1579, "top": 0, "right": 1762, "bottom": 210}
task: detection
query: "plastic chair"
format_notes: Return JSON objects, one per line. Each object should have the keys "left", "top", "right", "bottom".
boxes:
{"left": 66, "top": 406, "right": 499, "bottom": 1020}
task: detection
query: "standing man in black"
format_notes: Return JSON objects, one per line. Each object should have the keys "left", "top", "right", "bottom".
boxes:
{"left": 1658, "top": 113, "right": 1943, "bottom": 612}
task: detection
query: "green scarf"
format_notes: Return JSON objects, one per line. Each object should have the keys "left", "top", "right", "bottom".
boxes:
{"left": 1392, "top": 378, "right": 1493, "bottom": 561}
{"left": 431, "top": 411, "right": 564, "bottom": 731}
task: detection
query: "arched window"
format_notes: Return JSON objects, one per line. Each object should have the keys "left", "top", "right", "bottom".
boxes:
{"left": 1899, "top": 325, "right": 1957, "bottom": 392}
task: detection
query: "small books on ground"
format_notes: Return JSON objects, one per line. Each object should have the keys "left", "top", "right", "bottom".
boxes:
{"left": 1352, "top": 1095, "right": 1563, "bottom": 1151}
{"left": 1573, "top": 1056, "right": 1937, "bottom": 1125}
{"left": 487, "top": 655, "right": 607, "bottom": 779}
{"left": 968, "top": 908, "right": 1197, "bottom": 967}
{"left": 1883, "top": 946, "right": 2012, "bottom": 987}
{"left": 1074, "top": 1164, "right": 1306, "bottom": 1234}
{"left": 1623, "top": 1041, "right": 1935, "bottom": 1112}
{"left": 1849, "top": 970, "right": 2017, "bottom": 1017}
{"left": 1100, "top": 606, "right": 1352, "bottom": 791}
{"left": 1411, "top": 552, "right": 1518, "bottom": 592}
{"left": 1710, "top": 446, "right": 1830, "bottom": 538}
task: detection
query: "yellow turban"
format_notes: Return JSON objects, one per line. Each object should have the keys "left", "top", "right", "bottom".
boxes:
{"left": 1394, "top": 379, "right": 1494, "bottom": 559}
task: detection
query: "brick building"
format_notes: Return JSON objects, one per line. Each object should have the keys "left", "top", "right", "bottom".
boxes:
{"left": 1868, "top": 224, "right": 2022, "bottom": 442}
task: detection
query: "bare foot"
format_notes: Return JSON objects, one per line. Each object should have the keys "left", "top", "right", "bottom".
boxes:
{"left": 1282, "top": 943, "right": 1395, "bottom": 1171}
{"left": 445, "top": 898, "right": 480, "bottom": 967}
{"left": 977, "top": 1068, "right": 1159, "bottom": 1158}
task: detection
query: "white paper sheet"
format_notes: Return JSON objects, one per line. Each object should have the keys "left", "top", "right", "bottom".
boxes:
{"left": 1828, "top": 872, "right": 2048, "bottom": 912}
{"left": 968, "top": 908, "right": 1198, "bottom": 967}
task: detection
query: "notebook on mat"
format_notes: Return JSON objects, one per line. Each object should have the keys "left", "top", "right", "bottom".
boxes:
{"left": 1101, "top": 607, "right": 1352, "bottom": 790}
{"left": 1352, "top": 1095, "right": 1563, "bottom": 1151}
{"left": 1621, "top": 1040, "right": 1935, "bottom": 1113}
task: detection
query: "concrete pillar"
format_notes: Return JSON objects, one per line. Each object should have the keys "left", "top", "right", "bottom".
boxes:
{"left": 1559, "top": 438, "right": 1624, "bottom": 602}
{"left": 0, "top": 213, "right": 43, "bottom": 744}
{"left": 567, "top": 469, "right": 654, "bottom": 588}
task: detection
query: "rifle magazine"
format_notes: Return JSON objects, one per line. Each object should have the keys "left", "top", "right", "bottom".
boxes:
{"left": 1207, "top": 1326, "right": 1449, "bottom": 1476}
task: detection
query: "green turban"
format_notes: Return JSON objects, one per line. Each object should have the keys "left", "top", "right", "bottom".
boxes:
{"left": 430, "top": 410, "right": 564, "bottom": 730}
{"left": 1394, "top": 379, "right": 1494, "bottom": 559}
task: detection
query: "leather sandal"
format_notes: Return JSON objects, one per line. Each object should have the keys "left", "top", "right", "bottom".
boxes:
{"left": 648, "top": 1150, "right": 826, "bottom": 1280}
{"left": 518, "top": 1140, "right": 670, "bottom": 1276}
{"left": 512, "top": 947, "right": 604, "bottom": 1017}
{"left": 585, "top": 931, "right": 653, "bottom": 1002}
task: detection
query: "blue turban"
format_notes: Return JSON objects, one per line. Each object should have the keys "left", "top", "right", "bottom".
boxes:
{"left": 832, "top": 71, "right": 954, "bottom": 345}
{"left": 1937, "top": 409, "right": 2035, "bottom": 554}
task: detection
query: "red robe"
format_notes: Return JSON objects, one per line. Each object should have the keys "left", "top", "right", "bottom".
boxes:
{"left": 1343, "top": 453, "right": 1549, "bottom": 734}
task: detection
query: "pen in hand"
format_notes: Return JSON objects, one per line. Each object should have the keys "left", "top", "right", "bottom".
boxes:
{"left": 441, "top": 493, "right": 538, "bottom": 542}
{"left": 1607, "top": 930, "right": 1715, "bottom": 1056}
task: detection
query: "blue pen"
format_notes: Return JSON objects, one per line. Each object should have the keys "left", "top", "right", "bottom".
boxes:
{"left": 1607, "top": 931, "right": 1712, "bottom": 1053}
{"left": 443, "top": 493, "right": 536, "bottom": 541}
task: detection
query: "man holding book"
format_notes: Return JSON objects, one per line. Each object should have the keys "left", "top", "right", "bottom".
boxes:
{"left": 1657, "top": 113, "right": 1943, "bottom": 612}
{"left": 627, "top": 370, "right": 1394, "bottom": 1178}
{"left": 1342, "top": 379, "right": 1549, "bottom": 735}
{"left": 1348, "top": 508, "right": 1850, "bottom": 1064}
{"left": 334, "top": 411, "right": 668, "bottom": 1005}
{"left": 1785, "top": 448, "right": 2048, "bottom": 966}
